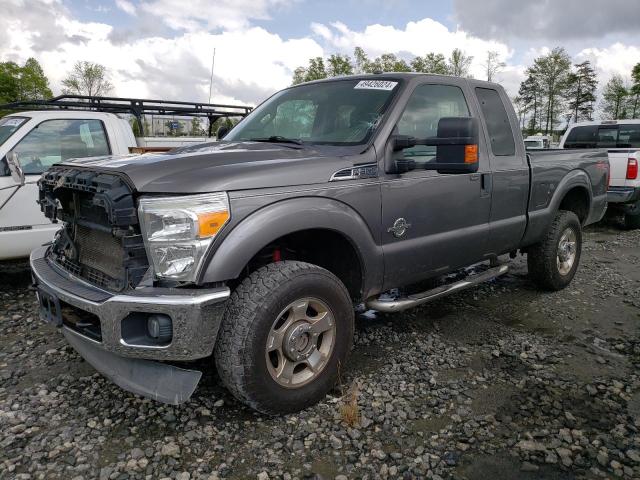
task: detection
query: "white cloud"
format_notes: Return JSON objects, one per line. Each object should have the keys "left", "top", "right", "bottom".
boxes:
{"left": 1, "top": 0, "right": 638, "bottom": 109}
{"left": 0, "top": 0, "right": 322, "bottom": 106}
{"left": 311, "top": 19, "right": 513, "bottom": 79}
{"left": 139, "top": 0, "right": 294, "bottom": 31}
{"left": 115, "top": 0, "right": 136, "bottom": 16}
{"left": 576, "top": 43, "right": 640, "bottom": 85}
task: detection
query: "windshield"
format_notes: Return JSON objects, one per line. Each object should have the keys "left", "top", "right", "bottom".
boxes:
{"left": 0, "top": 116, "right": 28, "bottom": 146}
{"left": 225, "top": 79, "right": 401, "bottom": 145}
{"left": 524, "top": 140, "right": 542, "bottom": 148}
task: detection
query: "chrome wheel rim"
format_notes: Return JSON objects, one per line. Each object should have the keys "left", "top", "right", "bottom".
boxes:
{"left": 265, "top": 297, "right": 336, "bottom": 389}
{"left": 557, "top": 228, "right": 577, "bottom": 276}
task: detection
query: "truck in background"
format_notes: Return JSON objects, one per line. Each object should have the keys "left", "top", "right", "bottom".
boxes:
{"left": 524, "top": 134, "right": 552, "bottom": 150}
{"left": 0, "top": 95, "right": 251, "bottom": 260}
{"left": 560, "top": 120, "right": 640, "bottom": 229}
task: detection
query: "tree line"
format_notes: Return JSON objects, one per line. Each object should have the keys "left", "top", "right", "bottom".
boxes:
{"left": 0, "top": 59, "right": 113, "bottom": 105}
{"left": 291, "top": 46, "right": 640, "bottom": 135}
{"left": 292, "top": 47, "right": 481, "bottom": 84}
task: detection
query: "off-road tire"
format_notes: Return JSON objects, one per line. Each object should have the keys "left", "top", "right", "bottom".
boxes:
{"left": 624, "top": 202, "right": 640, "bottom": 230}
{"left": 527, "top": 210, "right": 582, "bottom": 291}
{"left": 214, "top": 261, "right": 354, "bottom": 414}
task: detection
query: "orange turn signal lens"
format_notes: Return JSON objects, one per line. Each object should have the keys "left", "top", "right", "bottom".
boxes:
{"left": 464, "top": 144, "right": 478, "bottom": 164}
{"left": 197, "top": 211, "right": 230, "bottom": 238}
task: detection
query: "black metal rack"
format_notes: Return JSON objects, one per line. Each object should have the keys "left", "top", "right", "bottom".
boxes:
{"left": 0, "top": 95, "right": 253, "bottom": 136}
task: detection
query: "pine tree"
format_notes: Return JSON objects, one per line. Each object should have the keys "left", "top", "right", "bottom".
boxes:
{"left": 630, "top": 63, "right": 640, "bottom": 118}
{"left": 518, "top": 72, "right": 542, "bottom": 134}
{"left": 566, "top": 61, "right": 597, "bottom": 122}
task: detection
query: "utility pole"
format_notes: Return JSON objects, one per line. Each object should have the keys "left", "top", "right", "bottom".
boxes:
{"left": 208, "top": 48, "right": 216, "bottom": 104}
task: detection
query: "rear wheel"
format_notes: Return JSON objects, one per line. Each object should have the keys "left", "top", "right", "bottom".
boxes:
{"left": 527, "top": 210, "right": 582, "bottom": 291}
{"left": 624, "top": 201, "right": 640, "bottom": 229}
{"left": 214, "top": 261, "right": 354, "bottom": 414}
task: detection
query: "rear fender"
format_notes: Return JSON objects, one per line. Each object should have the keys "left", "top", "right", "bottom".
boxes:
{"left": 522, "top": 169, "right": 593, "bottom": 247}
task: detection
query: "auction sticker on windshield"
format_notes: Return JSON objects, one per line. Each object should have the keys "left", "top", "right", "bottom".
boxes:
{"left": 354, "top": 80, "right": 398, "bottom": 90}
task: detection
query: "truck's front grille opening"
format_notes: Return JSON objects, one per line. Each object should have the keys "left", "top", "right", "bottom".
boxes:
{"left": 60, "top": 301, "right": 102, "bottom": 342}
{"left": 38, "top": 167, "right": 149, "bottom": 292}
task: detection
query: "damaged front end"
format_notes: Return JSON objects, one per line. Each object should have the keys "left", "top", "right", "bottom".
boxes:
{"left": 39, "top": 167, "right": 148, "bottom": 292}
{"left": 31, "top": 166, "right": 230, "bottom": 405}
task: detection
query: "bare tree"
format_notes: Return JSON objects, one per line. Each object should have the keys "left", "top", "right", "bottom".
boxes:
{"left": 484, "top": 50, "right": 505, "bottom": 82}
{"left": 62, "top": 61, "right": 113, "bottom": 96}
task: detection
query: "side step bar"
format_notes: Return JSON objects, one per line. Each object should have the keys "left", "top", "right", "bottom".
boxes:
{"left": 365, "top": 264, "right": 509, "bottom": 313}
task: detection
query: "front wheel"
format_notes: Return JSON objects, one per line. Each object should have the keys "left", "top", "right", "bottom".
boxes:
{"left": 527, "top": 210, "right": 582, "bottom": 291}
{"left": 214, "top": 261, "right": 354, "bottom": 414}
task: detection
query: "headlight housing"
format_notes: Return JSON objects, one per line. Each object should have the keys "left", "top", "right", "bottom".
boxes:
{"left": 138, "top": 192, "right": 230, "bottom": 282}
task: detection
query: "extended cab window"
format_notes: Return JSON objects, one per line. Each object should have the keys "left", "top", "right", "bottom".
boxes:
{"left": 396, "top": 84, "right": 470, "bottom": 166}
{"left": 475, "top": 87, "right": 515, "bottom": 156}
{"left": 12, "top": 119, "right": 110, "bottom": 175}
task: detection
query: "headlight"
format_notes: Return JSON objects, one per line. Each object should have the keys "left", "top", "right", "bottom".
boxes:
{"left": 138, "top": 192, "right": 230, "bottom": 281}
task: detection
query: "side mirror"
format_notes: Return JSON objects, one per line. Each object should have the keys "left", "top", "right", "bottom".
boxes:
{"left": 217, "top": 126, "right": 230, "bottom": 140}
{"left": 6, "top": 152, "right": 25, "bottom": 186}
{"left": 391, "top": 117, "right": 480, "bottom": 174}
{"left": 433, "top": 117, "right": 479, "bottom": 173}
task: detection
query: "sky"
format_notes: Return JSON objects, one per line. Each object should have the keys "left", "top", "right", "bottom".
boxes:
{"left": 1, "top": 0, "right": 639, "bottom": 107}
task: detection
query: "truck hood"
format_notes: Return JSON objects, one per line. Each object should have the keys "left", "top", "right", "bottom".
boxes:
{"left": 59, "top": 142, "right": 360, "bottom": 193}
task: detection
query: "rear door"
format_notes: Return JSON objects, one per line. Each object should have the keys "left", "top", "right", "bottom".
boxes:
{"left": 471, "top": 84, "right": 529, "bottom": 254}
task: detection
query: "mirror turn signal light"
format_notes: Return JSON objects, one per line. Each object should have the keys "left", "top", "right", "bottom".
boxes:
{"left": 464, "top": 144, "right": 478, "bottom": 164}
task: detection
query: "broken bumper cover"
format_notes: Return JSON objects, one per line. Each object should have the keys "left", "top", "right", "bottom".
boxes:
{"left": 63, "top": 327, "right": 202, "bottom": 405}
{"left": 30, "top": 246, "right": 230, "bottom": 404}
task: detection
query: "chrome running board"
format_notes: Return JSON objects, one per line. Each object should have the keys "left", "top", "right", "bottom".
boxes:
{"left": 365, "top": 264, "right": 509, "bottom": 313}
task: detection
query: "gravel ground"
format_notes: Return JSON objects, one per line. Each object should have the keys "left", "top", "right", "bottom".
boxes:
{"left": 1, "top": 218, "right": 639, "bottom": 480}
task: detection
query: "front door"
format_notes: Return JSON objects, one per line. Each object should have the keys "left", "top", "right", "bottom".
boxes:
{"left": 380, "top": 83, "right": 492, "bottom": 290}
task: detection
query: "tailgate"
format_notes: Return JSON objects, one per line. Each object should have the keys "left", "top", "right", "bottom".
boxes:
{"left": 608, "top": 149, "right": 638, "bottom": 187}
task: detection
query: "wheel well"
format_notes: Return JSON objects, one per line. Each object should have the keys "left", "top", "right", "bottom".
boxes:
{"left": 558, "top": 187, "right": 590, "bottom": 224}
{"left": 234, "top": 229, "right": 364, "bottom": 301}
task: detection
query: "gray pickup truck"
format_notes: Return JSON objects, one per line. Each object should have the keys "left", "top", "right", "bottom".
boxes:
{"left": 29, "top": 74, "right": 608, "bottom": 414}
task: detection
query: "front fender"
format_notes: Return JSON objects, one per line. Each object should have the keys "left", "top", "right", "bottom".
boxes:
{"left": 198, "top": 197, "right": 384, "bottom": 298}
{"left": 522, "top": 169, "right": 593, "bottom": 247}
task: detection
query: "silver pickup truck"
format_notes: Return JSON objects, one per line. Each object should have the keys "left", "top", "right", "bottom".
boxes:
{"left": 28, "top": 74, "right": 608, "bottom": 413}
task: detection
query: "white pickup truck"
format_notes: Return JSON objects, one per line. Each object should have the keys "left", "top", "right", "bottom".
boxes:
{"left": 0, "top": 96, "right": 251, "bottom": 260}
{"left": 560, "top": 120, "right": 640, "bottom": 229}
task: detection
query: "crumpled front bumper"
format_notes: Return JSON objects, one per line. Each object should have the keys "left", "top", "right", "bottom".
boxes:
{"left": 30, "top": 246, "right": 230, "bottom": 404}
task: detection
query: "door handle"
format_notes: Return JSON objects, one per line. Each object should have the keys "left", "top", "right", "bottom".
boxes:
{"left": 480, "top": 173, "right": 492, "bottom": 197}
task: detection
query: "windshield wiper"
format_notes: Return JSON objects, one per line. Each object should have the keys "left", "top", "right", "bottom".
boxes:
{"left": 249, "top": 136, "right": 303, "bottom": 145}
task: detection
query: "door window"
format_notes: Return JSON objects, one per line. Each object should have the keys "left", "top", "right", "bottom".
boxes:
{"left": 396, "top": 84, "right": 470, "bottom": 167}
{"left": 11, "top": 119, "right": 110, "bottom": 175}
{"left": 475, "top": 87, "right": 515, "bottom": 156}
{"left": 0, "top": 116, "right": 28, "bottom": 147}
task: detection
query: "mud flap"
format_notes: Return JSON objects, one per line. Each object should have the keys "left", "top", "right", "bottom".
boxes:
{"left": 63, "top": 329, "right": 202, "bottom": 405}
